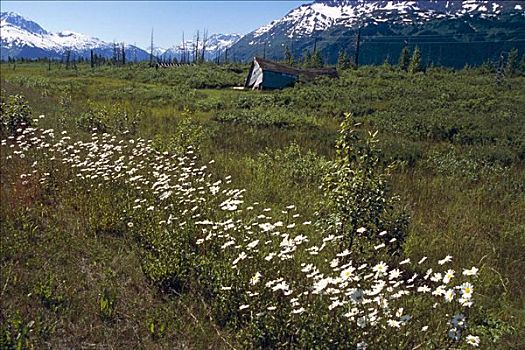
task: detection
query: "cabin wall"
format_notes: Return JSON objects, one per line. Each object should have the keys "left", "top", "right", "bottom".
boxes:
{"left": 262, "top": 71, "right": 298, "bottom": 89}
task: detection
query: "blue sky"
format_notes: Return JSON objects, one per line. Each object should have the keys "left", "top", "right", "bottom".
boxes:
{"left": 2, "top": 1, "right": 308, "bottom": 49}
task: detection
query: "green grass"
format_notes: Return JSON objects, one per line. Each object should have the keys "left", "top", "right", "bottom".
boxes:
{"left": 1, "top": 61, "right": 524, "bottom": 348}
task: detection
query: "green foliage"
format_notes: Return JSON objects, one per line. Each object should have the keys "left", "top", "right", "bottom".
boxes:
{"left": 399, "top": 46, "right": 410, "bottom": 71}
{"left": 337, "top": 50, "right": 352, "bottom": 70}
{"left": 470, "top": 311, "right": 517, "bottom": 347}
{"left": 75, "top": 101, "right": 141, "bottom": 134}
{"left": 146, "top": 317, "right": 166, "bottom": 340}
{"left": 408, "top": 46, "right": 423, "bottom": 74}
{"left": 6, "top": 75, "right": 52, "bottom": 97}
{"left": 505, "top": 48, "right": 519, "bottom": 77}
{"left": 57, "top": 88, "right": 73, "bottom": 127}
{"left": 424, "top": 147, "right": 509, "bottom": 181}
{"left": 257, "top": 142, "right": 327, "bottom": 186}
{"left": 1, "top": 62, "right": 524, "bottom": 349}
{"left": 301, "top": 49, "right": 325, "bottom": 68}
{"left": 153, "top": 111, "right": 207, "bottom": 154}
{"left": 0, "top": 92, "right": 32, "bottom": 135}
{"left": 98, "top": 288, "right": 117, "bottom": 322}
{"left": 33, "top": 275, "right": 68, "bottom": 313}
{"left": 312, "top": 50, "right": 324, "bottom": 68}
{"left": 109, "top": 63, "right": 244, "bottom": 89}
{"left": 0, "top": 311, "right": 35, "bottom": 350}
{"left": 284, "top": 45, "right": 294, "bottom": 66}
{"left": 302, "top": 50, "right": 312, "bottom": 68}
{"left": 214, "top": 107, "right": 320, "bottom": 129}
{"left": 319, "top": 114, "right": 409, "bottom": 256}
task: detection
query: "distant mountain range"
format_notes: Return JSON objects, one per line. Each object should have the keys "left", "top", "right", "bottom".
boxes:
{"left": 228, "top": 0, "right": 525, "bottom": 67}
{"left": 0, "top": 12, "right": 151, "bottom": 61}
{"left": 2, "top": 2, "right": 525, "bottom": 67}
{"left": 0, "top": 12, "right": 241, "bottom": 62}
{"left": 159, "top": 33, "right": 242, "bottom": 62}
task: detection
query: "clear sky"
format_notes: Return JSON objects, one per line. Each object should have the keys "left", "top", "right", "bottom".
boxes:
{"left": 2, "top": 1, "right": 308, "bottom": 49}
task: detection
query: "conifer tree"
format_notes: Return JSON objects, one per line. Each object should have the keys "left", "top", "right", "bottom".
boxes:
{"left": 519, "top": 54, "right": 525, "bottom": 75}
{"left": 399, "top": 46, "right": 410, "bottom": 71}
{"left": 121, "top": 43, "right": 126, "bottom": 66}
{"left": 303, "top": 50, "right": 312, "bottom": 68}
{"left": 408, "top": 46, "right": 423, "bottom": 74}
{"left": 284, "top": 45, "right": 294, "bottom": 65}
{"left": 312, "top": 50, "right": 324, "bottom": 68}
{"left": 495, "top": 52, "right": 506, "bottom": 86}
{"left": 505, "top": 48, "right": 518, "bottom": 77}
{"left": 338, "top": 51, "right": 351, "bottom": 69}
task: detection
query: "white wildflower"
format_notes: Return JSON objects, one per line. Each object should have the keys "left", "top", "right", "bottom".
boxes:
{"left": 463, "top": 267, "right": 479, "bottom": 276}
{"left": 372, "top": 261, "right": 388, "bottom": 275}
{"left": 443, "top": 269, "right": 455, "bottom": 284}
{"left": 250, "top": 272, "right": 262, "bottom": 285}
{"left": 444, "top": 289, "right": 455, "bottom": 302}
{"left": 438, "top": 255, "right": 453, "bottom": 265}
{"left": 466, "top": 335, "right": 480, "bottom": 347}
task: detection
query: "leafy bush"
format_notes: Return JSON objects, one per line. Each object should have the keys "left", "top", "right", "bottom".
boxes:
{"left": 75, "top": 101, "right": 141, "bottom": 134}
{"left": 318, "top": 115, "right": 409, "bottom": 257}
{"left": 0, "top": 311, "right": 35, "bottom": 350}
{"left": 0, "top": 92, "right": 32, "bottom": 135}
{"left": 152, "top": 111, "right": 207, "bottom": 154}
{"left": 257, "top": 142, "right": 328, "bottom": 186}
{"left": 424, "top": 147, "right": 509, "bottom": 181}
{"left": 214, "top": 107, "right": 320, "bottom": 129}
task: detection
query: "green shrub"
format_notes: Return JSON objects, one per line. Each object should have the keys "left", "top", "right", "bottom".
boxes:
{"left": 0, "top": 92, "right": 32, "bottom": 135}
{"left": 0, "top": 312, "right": 35, "bottom": 350}
{"left": 75, "top": 101, "right": 141, "bottom": 134}
{"left": 214, "top": 107, "right": 320, "bottom": 129}
{"left": 318, "top": 114, "right": 409, "bottom": 256}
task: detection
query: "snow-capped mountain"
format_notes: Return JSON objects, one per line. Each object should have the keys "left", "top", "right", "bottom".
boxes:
{"left": 252, "top": 0, "right": 523, "bottom": 39}
{"left": 0, "top": 12, "right": 150, "bottom": 60}
{"left": 159, "top": 33, "right": 242, "bottom": 61}
{"left": 229, "top": 0, "right": 525, "bottom": 67}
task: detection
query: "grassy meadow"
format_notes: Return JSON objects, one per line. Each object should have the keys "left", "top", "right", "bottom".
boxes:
{"left": 1, "top": 61, "right": 524, "bottom": 349}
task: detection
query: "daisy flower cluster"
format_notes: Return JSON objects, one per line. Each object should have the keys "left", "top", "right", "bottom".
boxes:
{"left": 1, "top": 117, "right": 482, "bottom": 349}
{"left": 1, "top": 118, "right": 243, "bottom": 283}
{"left": 212, "top": 207, "right": 482, "bottom": 348}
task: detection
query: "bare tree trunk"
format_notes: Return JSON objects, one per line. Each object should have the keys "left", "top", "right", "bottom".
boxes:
{"left": 182, "top": 31, "right": 186, "bottom": 64}
{"left": 354, "top": 25, "right": 362, "bottom": 68}
{"left": 194, "top": 30, "right": 200, "bottom": 63}
{"left": 149, "top": 28, "right": 155, "bottom": 66}
{"left": 121, "top": 43, "right": 126, "bottom": 65}
{"left": 65, "top": 49, "right": 71, "bottom": 69}
{"left": 201, "top": 28, "right": 208, "bottom": 63}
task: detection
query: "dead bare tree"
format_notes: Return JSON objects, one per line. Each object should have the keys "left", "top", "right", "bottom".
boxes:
{"left": 149, "top": 28, "right": 155, "bottom": 66}
{"left": 65, "top": 49, "right": 71, "bottom": 69}
{"left": 121, "top": 42, "right": 126, "bottom": 65}
{"left": 201, "top": 28, "right": 208, "bottom": 63}
{"left": 181, "top": 31, "right": 186, "bottom": 64}
{"left": 194, "top": 30, "right": 200, "bottom": 63}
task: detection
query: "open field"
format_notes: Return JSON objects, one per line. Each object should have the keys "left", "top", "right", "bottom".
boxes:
{"left": 1, "top": 61, "right": 524, "bottom": 349}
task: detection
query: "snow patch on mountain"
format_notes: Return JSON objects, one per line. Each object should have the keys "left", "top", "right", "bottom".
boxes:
{"left": 1, "top": 11, "right": 152, "bottom": 60}
{"left": 1, "top": 12, "right": 107, "bottom": 52}
{"left": 251, "top": 0, "right": 524, "bottom": 40}
{"left": 160, "top": 33, "right": 242, "bottom": 60}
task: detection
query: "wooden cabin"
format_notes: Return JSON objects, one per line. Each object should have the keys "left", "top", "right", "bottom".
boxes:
{"left": 244, "top": 57, "right": 338, "bottom": 90}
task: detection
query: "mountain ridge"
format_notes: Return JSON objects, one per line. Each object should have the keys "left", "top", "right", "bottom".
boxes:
{"left": 228, "top": 0, "right": 525, "bottom": 67}
{"left": 0, "top": 12, "right": 242, "bottom": 62}
{"left": 159, "top": 33, "right": 242, "bottom": 61}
